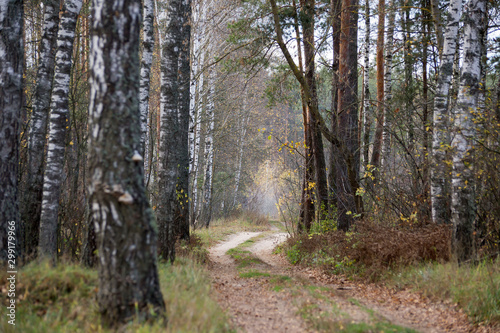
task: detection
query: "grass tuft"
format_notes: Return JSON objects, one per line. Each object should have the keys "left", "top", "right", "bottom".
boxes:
{"left": 239, "top": 270, "right": 270, "bottom": 278}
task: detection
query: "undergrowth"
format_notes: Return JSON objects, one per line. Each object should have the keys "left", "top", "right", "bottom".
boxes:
{"left": 391, "top": 259, "right": 500, "bottom": 325}
{"left": 0, "top": 258, "right": 232, "bottom": 332}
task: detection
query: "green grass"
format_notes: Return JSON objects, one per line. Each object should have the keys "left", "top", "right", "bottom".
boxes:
{"left": 0, "top": 259, "right": 232, "bottom": 332}
{"left": 239, "top": 270, "right": 271, "bottom": 278}
{"left": 390, "top": 259, "right": 500, "bottom": 325}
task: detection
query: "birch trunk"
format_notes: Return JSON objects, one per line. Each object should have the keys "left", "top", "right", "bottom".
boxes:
{"left": 362, "top": 0, "right": 372, "bottom": 171}
{"left": 88, "top": 0, "right": 165, "bottom": 324}
{"left": 157, "top": 0, "right": 181, "bottom": 262}
{"left": 23, "top": 0, "right": 60, "bottom": 258}
{"left": 430, "top": 0, "right": 444, "bottom": 56}
{"left": 370, "top": 0, "right": 385, "bottom": 169}
{"left": 139, "top": 0, "right": 155, "bottom": 159}
{"left": 38, "top": 0, "right": 82, "bottom": 261}
{"left": 201, "top": 71, "right": 215, "bottom": 228}
{"left": 451, "top": 0, "right": 485, "bottom": 263}
{"left": 0, "top": 0, "right": 23, "bottom": 263}
{"left": 431, "top": 0, "right": 463, "bottom": 225}
{"left": 381, "top": 0, "right": 395, "bottom": 169}
{"left": 233, "top": 110, "right": 250, "bottom": 209}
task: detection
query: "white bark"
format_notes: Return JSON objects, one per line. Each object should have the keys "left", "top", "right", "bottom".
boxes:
{"left": 362, "top": 0, "right": 372, "bottom": 170}
{"left": 201, "top": 70, "right": 215, "bottom": 227}
{"left": 451, "top": 0, "right": 485, "bottom": 262}
{"left": 38, "top": 0, "right": 83, "bottom": 260}
{"left": 139, "top": 0, "right": 156, "bottom": 168}
{"left": 233, "top": 108, "right": 250, "bottom": 209}
{"left": 431, "top": 0, "right": 463, "bottom": 225}
{"left": 381, "top": 0, "right": 395, "bottom": 169}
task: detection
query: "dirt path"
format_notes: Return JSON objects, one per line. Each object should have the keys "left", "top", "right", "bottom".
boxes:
{"left": 208, "top": 231, "right": 481, "bottom": 333}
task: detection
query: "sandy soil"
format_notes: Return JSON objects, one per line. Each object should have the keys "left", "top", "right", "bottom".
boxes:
{"left": 208, "top": 231, "right": 487, "bottom": 333}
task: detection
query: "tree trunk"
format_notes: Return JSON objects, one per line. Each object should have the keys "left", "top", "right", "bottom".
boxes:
{"left": 431, "top": 0, "right": 463, "bottom": 225}
{"left": 0, "top": 0, "right": 23, "bottom": 263}
{"left": 201, "top": 71, "right": 215, "bottom": 228}
{"left": 371, "top": 0, "right": 385, "bottom": 169}
{"left": 301, "top": 0, "right": 329, "bottom": 221}
{"left": 139, "top": 0, "right": 156, "bottom": 160}
{"left": 176, "top": 0, "right": 192, "bottom": 240}
{"left": 430, "top": 0, "right": 444, "bottom": 57}
{"left": 38, "top": 0, "right": 82, "bottom": 261}
{"left": 23, "top": 0, "right": 60, "bottom": 259}
{"left": 328, "top": 0, "right": 341, "bottom": 213}
{"left": 336, "top": 0, "right": 360, "bottom": 231}
{"left": 88, "top": 0, "right": 165, "bottom": 324}
{"left": 157, "top": 0, "right": 181, "bottom": 262}
{"left": 451, "top": 0, "right": 485, "bottom": 263}
{"left": 381, "top": 0, "right": 395, "bottom": 169}
{"left": 362, "top": 0, "right": 372, "bottom": 171}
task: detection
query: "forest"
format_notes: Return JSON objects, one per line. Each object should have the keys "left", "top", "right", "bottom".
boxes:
{"left": 1, "top": 0, "right": 500, "bottom": 331}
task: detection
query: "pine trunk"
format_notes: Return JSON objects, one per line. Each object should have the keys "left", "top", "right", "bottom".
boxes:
{"left": 88, "top": 0, "right": 165, "bottom": 324}
{"left": 336, "top": 0, "right": 360, "bottom": 231}
{"left": 38, "top": 0, "right": 83, "bottom": 261}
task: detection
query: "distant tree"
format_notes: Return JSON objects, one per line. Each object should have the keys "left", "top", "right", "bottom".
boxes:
{"left": 0, "top": 0, "right": 24, "bottom": 263}
{"left": 23, "top": 0, "right": 60, "bottom": 258}
{"left": 88, "top": 0, "right": 165, "bottom": 324}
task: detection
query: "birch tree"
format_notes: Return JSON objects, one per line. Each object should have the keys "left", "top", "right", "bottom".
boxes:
{"left": 88, "top": 0, "right": 165, "bottom": 324}
{"left": 381, "top": 0, "right": 395, "bottom": 168}
{"left": 431, "top": 0, "right": 463, "bottom": 225}
{"left": 157, "top": 0, "right": 182, "bottom": 262}
{"left": 139, "top": 0, "right": 156, "bottom": 159}
{"left": 362, "top": 0, "right": 372, "bottom": 170}
{"left": 451, "top": 0, "right": 485, "bottom": 262}
{"left": 0, "top": 0, "right": 23, "bottom": 263}
{"left": 23, "top": 0, "right": 60, "bottom": 257}
{"left": 38, "top": 0, "right": 83, "bottom": 261}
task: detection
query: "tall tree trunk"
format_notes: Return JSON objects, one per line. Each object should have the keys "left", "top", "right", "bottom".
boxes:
{"left": 201, "top": 71, "right": 215, "bottom": 228}
{"left": 176, "top": 0, "right": 192, "bottom": 240}
{"left": 336, "top": 0, "right": 360, "bottom": 231}
{"left": 38, "top": 0, "right": 82, "bottom": 261}
{"left": 301, "top": 0, "right": 328, "bottom": 221}
{"left": 431, "top": 0, "right": 463, "bottom": 225}
{"left": 362, "top": 0, "right": 372, "bottom": 171}
{"left": 23, "top": 0, "right": 60, "bottom": 259}
{"left": 157, "top": 0, "right": 181, "bottom": 262}
{"left": 233, "top": 109, "right": 250, "bottom": 209}
{"left": 328, "top": 0, "right": 341, "bottom": 213}
{"left": 0, "top": 0, "right": 23, "bottom": 263}
{"left": 139, "top": 0, "right": 156, "bottom": 161}
{"left": 451, "top": 0, "right": 485, "bottom": 263}
{"left": 189, "top": 0, "right": 205, "bottom": 226}
{"left": 89, "top": 0, "right": 165, "bottom": 324}
{"left": 371, "top": 0, "right": 385, "bottom": 169}
{"left": 381, "top": 0, "right": 395, "bottom": 169}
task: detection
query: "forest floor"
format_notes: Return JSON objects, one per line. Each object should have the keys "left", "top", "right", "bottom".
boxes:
{"left": 206, "top": 224, "right": 488, "bottom": 333}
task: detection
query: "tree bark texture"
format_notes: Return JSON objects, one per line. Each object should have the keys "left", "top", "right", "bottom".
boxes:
{"left": 23, "top": 0, "right": 60, "bottom": 258}
{"left": 38, "top": 0, "right": 83, "bottom": 261}
{"left": 451, "top": 0, "right": 485, "bottom": 263}
{"left": 176, "top": 0, "right": 192, "bottom": 240}
{"left": 157, "top": 0, "right": 182, "bottom": 262}
{"left": 201, "top": 71, "right": 215, "bottom": 228}
{"left": 431, "top": 0, "right": 463, "bottom": 225}
{"left": 88, "top": 0, "right": 165, "bottom": 324}
{"left": 0, "top": 0, "right": 23, "bottom": 263}
{"left": 336, "top": 0, "right": 360, "bottom": 231}
{"left": 139, "top": 0, "right": 156, "bottom": 159}
{"left": 362, "top": 0, "right": 372, "bottom": 171}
